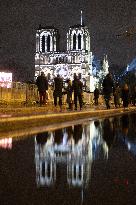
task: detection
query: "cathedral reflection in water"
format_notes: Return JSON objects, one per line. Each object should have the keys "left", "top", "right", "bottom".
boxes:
{"left": 35, "top": 120, "right": 109, "bottom": 188}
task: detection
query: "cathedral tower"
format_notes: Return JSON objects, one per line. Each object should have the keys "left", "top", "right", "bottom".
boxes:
{"left": 66, "top": 25, "right": 90, "bottom": 52}
{"left": 36, "top": 25, "right": 59, "bottom": 53}
{"left": 67, "top": 10, "right": 90, "bottom": 52}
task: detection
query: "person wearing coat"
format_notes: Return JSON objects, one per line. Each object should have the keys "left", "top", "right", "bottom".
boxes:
{"left": 66, "top": 79, "right": 73, "bottom": 110}
{"left": 102, "top": 73, "right": 114, "bottom": 109}
{"left": 53, "top": 74, "right": 63, "bottom": 111}
{"left": 131, "top": 85, "right": 136, "bottom": 106}
{"left": 94, "top": 87, "right": 100, "bottom": 106}
{"left": 72, "top": 74, "right": 83, "bottom": 110}
{"left": 113, "top": 83, "right": 121, "bottom": 108}
{"left": 121, "top": 83, "right": 129, "bottom": 109}
{"left": 36, "top": 72, "right": 48, "bottom": 106}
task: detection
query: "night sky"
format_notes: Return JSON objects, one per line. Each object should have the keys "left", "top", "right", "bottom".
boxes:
{"left": 0, "top": 0, "right": 136, "bottom": 81}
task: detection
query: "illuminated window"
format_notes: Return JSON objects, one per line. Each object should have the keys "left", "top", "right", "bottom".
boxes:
{"left": 42, "top": 36, "right": 45, "bottom": 52}
{"left": 47, "top": 35, "right": 50, "bottom": 52}
{"left": 73, "top": 34, "right": 76, "bottom": 50}
{"left": 78, "top": 34, "right": 81, "bottom": 49}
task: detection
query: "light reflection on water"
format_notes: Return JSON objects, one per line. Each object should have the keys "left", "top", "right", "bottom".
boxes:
{"left": 35, "top": 121, "right": 109, "bottom": 188}
{"left": 0, "top": 113, "right": 136, "bottom": 205}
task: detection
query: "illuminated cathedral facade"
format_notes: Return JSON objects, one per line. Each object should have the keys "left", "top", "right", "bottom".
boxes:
{"left": 35, "top": 14, "right": 109, "bottom": 91}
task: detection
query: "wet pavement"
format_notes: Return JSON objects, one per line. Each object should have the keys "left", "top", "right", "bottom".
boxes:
{"left": 0, "top": 113, "right": 136, "bottom": 205}
{"left": 0, "top": 104, "right": 135, "bottom": 135}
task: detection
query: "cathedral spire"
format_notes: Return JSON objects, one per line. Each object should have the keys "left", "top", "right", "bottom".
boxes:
{"left": 102, "top": 54, "right": 109, "bottom": 74}
{"left": 80, "top": 10, "right": 83, "bottom": 26}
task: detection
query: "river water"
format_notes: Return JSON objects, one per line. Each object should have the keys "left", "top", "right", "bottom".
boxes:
{"left": 0, "top": 113, "right": 136, "bottom": 205}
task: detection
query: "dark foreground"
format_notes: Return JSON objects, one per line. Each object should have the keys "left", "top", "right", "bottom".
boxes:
{"left": 0, "top": 112, "right": 136, "bottom": 205}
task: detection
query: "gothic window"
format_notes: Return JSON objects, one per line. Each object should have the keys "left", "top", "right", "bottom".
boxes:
{"left": 78, "top": 34, "right": 81, "bottom": 49}
{"left": 56, "top": 57, "right": 59, "bottom": 63}
{"left": 42, "top": 162, "right": 45, "bottom": 177}
{"left": 65, "top": 57, "right": 68, "bottom": 63}
{"left": 73, "top": 33, "right": 76, "bottom": 50}
{"left": 73, "top": 56, "right": 75, "bottom": 63}
{"left": 42, "top": 35, "right": 45, "bottom": 52}
{"left": 47, "top": 163, "right": 51, "bottom": 178}
{"left": 78, "top": 165, "right": 82, "bottom": 180}
{"left": 47, "top": 35, "right": 50, "bottom": 52}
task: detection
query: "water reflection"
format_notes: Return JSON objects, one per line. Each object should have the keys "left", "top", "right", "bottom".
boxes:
{"left": 102, "top": 118, "right": 116, "bottom": 148}
{"left": 0, "top": 113, "right": 136, "bottom": 204}
{"left": 121, "top": 113, "right": 136, "bottom": 156}
{"left": 35, "top": 121, "right": 109, "bottom": 188}
{"left": 0, "top": 138, "right": 12, "bottom": 149}
{"left": 33, "top": 113, "right": 136, "bottom": 204}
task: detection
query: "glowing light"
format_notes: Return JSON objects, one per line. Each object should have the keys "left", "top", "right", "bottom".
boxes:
{"left": 0, "top": 138, "right": 12, "bottom": 149}
{"left": 127, "top": 142, "right": 131, "bottom": 150}
{"left": 126, "top": 64, "right": 129, "bottom": 72}
{"left": 81, "top": 10, "right": 83, "bottom": 26}
{"left": 54, "top": 64, "right": 70, "bottom": 79}
{"left": 126, "top": 58, "right": 136, "bottom": 72}
{"left": 89, "top": 75, "right": 95, "bottom": 92}
{"left": 0, "top": 72, "right": 12, "bottom": 88}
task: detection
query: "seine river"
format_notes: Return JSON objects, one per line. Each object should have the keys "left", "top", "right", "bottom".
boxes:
{"left": 0, "top": 113, "right": 136, "bottom": 205}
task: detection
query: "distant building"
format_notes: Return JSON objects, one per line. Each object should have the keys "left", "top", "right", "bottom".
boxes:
{"left": 35, "top": 13, "right": 109, "bottom": 92}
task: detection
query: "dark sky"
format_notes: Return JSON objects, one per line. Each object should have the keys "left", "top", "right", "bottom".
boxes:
{"left": 0, "top": 0, "right": 136, "bottom": 81}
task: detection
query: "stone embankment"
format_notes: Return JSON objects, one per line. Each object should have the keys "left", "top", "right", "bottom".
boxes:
{"left": 0, "top": 105, "right": 135, "bottom": 137}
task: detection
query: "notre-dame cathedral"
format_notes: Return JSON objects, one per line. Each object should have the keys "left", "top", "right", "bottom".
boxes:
{"left": 35, "top": 13, "right": 109, "bottom": 91}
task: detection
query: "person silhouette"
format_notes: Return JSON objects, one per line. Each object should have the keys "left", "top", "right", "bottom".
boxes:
{"left": 53, "top": 74, "right": 63, "bottom": 111}
{"left": 36, "top": 72, "right": 48, "bottom": 106}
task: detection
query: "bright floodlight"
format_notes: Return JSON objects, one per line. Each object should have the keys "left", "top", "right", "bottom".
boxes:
{"left": 0, "top": 72, "right": 12, "bottom": 88}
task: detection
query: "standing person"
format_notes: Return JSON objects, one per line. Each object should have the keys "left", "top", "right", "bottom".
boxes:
{"left": 72, "top": 74, "right": 83, "bottom": 110}
{"left": 93, "top": 87, "right": 100, "bottom": 106}
{"left": 66, "top": 79, "right": 73, "bottom": 110}
{"left": 113, "top": 83, "right": 121, "bottom": 108}
{"left": 121, "top": 83, "right": 129, "bottom": 109}
{"left": 102, "top": 73, "right": 114, "bottom": 109}
{"left": 36, "top": 72, "right": 48, "bottom": 106}
{"left": 131, "top": 85, "right": 136, "bottom": 106}
{"left": 53, "top": 74, "right": 63, "bottom": 111}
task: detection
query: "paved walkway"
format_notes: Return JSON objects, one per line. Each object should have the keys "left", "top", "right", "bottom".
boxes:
{"left": 0, "top": 104, "right": 135, "bottom": 137}
{"left": 0, "top": 103, "right": 103, "bottom": 116}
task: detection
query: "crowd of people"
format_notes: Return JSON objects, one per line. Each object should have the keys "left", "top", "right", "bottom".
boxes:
{"left": 36, "top": 72, "right": 83, "bottom": 111}
{"left": 101, "top": 73, "right": 136, "bottom": 109}
{"left": 36, "top": 71, "right": 136, "bottom": 111}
